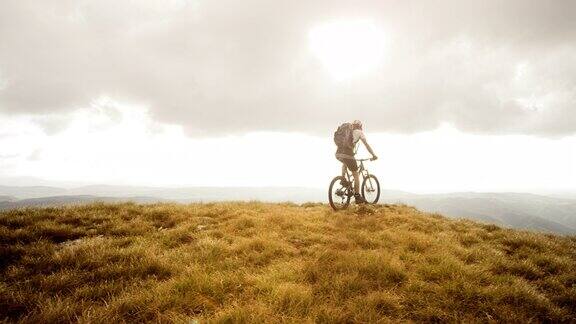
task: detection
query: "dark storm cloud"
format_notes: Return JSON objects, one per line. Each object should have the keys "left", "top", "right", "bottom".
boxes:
{"left": 0, "top": 0, "right": 575, "bottom": 136}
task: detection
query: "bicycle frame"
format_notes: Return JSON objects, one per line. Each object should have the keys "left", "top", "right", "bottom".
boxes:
{"left": 344, "top": 159, "right": 373, "bottom": 192}
{"left": 330, "top": 157, "right": 379, "bottom": 209}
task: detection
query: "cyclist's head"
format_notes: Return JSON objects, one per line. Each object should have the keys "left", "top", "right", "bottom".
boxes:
{"left": 352, "top": 120, "right": 363, "bottom": 130}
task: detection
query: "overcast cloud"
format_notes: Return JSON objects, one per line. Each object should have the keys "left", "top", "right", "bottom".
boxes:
{"left": 1, "top": 0, "right": 575, "bottom": 136}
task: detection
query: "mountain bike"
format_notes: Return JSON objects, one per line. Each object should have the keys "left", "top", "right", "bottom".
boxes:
{"left": 328, "top": 158, "right": 380, "bottom": 210}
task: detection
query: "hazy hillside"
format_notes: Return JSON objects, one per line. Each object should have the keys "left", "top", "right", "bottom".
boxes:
{"left": 1, "top": 202, "right": 575, "bottom": 322}
{"left": 390, "top": 193, "right": 576, "bottom": 235}
{"left": 0, "top": 195, "right": 166, "bottom": 211}
{"left": 0, "top": 196, "right": 16, "bottom": 202}
{"left": 0, "top": 185, "right": 329, "bottom": 202}
{"left": 0, "top": 186, "right": 68, "bottom": 199}
{"left": 1, "top": 185, "right": 575, "bottom": 234}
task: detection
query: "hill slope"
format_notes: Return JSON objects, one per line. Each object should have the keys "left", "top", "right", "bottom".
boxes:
{"left": 0, "top": 195, "right": 167, "bottom": 211}
{"left": 1, "top": 202, "right": 575, "bottom": 322}
{"left": 2, "top": 185, "right": 576, "bottom": 235}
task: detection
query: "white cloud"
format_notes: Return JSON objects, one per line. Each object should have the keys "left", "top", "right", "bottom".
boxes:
{"left": 0, "top": 0, "right": 575, "bottom": 136}
{"left": 0, "top": 105, "right": 574, "bottom": 191}
{"left": 0, "top": 1, "right": 574, "bottom": 193}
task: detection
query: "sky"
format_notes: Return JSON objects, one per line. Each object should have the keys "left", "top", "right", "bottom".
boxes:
{"left": 0, "top": 0, "right": 575, "bottom": 193}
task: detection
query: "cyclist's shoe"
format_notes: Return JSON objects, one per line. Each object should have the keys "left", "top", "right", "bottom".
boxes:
{"left": 354, "top": 194, "right": 367, "bottom": 204}
{"left": 340, "top": 179, "right": 350, "bottom": 187}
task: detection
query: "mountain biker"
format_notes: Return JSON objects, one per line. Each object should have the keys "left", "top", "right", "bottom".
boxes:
{"left": 335, "top": 120, "right": 378, "bottom": 204}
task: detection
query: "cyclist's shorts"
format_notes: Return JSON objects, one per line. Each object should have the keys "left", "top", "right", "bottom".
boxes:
{"left": 337, "top": 157, "right": 358, "bottom": 172}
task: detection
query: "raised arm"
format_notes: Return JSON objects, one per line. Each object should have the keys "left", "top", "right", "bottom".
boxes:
{"left": 360, "top": 137, "right": 378, "bottom": 160}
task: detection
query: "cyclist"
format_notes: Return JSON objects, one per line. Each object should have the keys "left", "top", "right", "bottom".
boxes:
{"left": 335, "top": 120, "right": 378, "bottom": 204}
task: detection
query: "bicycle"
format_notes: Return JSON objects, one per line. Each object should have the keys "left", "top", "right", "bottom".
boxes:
{"left": 328, "top": 158, "right": 381, "bottom": 210}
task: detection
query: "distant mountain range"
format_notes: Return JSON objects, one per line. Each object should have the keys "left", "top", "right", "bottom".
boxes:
{"left": 389, "top": 192, "right": 576, "bottom": 235}
{"left": 0, "top": 185, "right": 574, "bottom": 235}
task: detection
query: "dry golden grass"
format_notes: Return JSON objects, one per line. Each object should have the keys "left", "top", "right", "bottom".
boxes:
{"left": 1, "top": 202, "right": 575, "bottom": 323}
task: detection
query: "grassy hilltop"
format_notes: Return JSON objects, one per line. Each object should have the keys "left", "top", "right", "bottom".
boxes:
{"left": 1, "top": 202, "right": 575, "bottom": 323}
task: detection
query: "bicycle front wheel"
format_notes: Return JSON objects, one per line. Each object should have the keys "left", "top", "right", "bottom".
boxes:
{"left": 328, "top": 176, "right": 351, "bottom": 211}
{"left": 361, "top": 174, "right": 380, "bottom": 204}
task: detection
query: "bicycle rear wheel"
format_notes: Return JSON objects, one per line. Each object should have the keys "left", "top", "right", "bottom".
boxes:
{"left": 361, "top": 174, "right": 380, "bottom": 204}
{"left": 328, "top": 176, "right": 352, "bottom": 211}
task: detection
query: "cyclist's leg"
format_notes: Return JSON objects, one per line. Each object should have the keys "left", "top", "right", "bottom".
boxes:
{"left": 345, "top": 160, "right": 364, "bottom": 202}
{"left": 341, "top": 163, "right": 347, "bottom": 178}
{"left": 339, "top": 158, "right": 360, "bottom": 194}
{"left": 352, "top": 170, "right": 360, "bottom": 193}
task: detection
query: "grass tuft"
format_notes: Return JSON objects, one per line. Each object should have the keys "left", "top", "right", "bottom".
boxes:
{"left": 1, "top": 202, "right": 574, "bottom": 322}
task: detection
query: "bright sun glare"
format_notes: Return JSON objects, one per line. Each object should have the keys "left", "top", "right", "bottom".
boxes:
{"left": 308, "top": 19, "right": 385, "bottom": 81}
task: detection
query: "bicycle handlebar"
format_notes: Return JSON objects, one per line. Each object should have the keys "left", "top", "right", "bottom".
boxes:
{"left": 355, "top": 158, "right": 373, "bottom": 162}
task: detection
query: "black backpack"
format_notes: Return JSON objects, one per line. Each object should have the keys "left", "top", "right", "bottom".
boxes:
{"left": 334, "top": 123, "right": 354, "bottom": 149}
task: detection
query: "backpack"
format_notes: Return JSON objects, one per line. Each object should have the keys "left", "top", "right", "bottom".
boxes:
{"left": 334, "top": 123, "right": 354, "bottom": 149}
